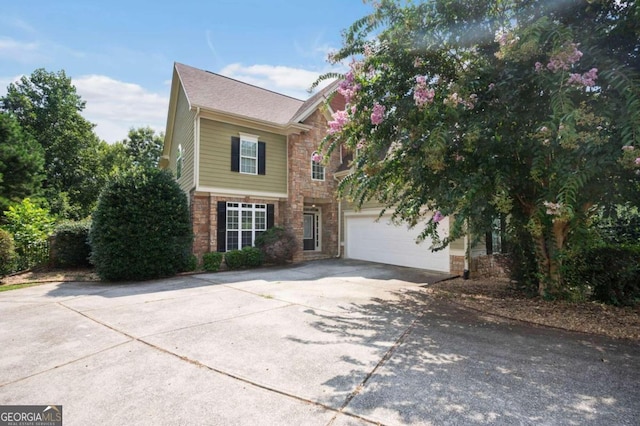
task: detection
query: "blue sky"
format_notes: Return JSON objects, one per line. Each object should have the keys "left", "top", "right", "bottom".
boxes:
{"left": 1, "top": 0, "right": 373, "bottom": 143}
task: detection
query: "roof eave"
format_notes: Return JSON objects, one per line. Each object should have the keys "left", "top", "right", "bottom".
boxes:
{"left": 195, "top": 105, "right": 312, "bottom": 135}
{"left": 291, "top": 80, "right": 340, "bottom": 123}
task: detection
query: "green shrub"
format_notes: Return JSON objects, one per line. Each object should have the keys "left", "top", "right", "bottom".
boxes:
{"left": 50, "top": 219, "right": 92, "bottom": 268}
{"left": 0, "top": 229, "right": 16, "bottom": 276}
{"left": 242, "top": 246, "right": 264, "bottom": 267}
{"left": 564, "top": 244, "right": 640, "bottom": 306}
{"left": 2, "top": 198, "right": 55, "bottom": 271}
{"left": 185, "top": 254, "right": 199, "bottom": 272}
{"left": 224, "top": 249, "right": 245, "bottom": 270}
{"left": 89, "top": 168, "right": 193, "bottom": 281}
{"left": 202, "top": 252, "right": 223, "bottom": 272}
{"left": 254, "top": 226, "right": 297, "bottom": 265}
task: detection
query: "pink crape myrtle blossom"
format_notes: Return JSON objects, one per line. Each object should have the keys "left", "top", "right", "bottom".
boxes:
{"left": 567, "top": 68, "right": 598, "bottom": 87}
{"left": 328, "top": 110, "right": 349, "bottom": 134}
{"left": 413, "top": 75, "right": 435, "bottom": 108}
{"left": 535, "top": 62, "right": 544, "bottom": 72}
{"left": 635, "top": 157, "right": 640, "bottom": 166}
{"left": 337, "top": 71, "right": 361, "bottom": 104}
{"left": 547, "top": 43, "right": 583, "bottom": 72}
{"left": 432, "top": 211, "right": 444, "bottom": 223}
{"left": 370, "top": 103, "right": 385, "bottom": 125}
{"left": 311, "top": 153, "right": 322, "bottom": 163}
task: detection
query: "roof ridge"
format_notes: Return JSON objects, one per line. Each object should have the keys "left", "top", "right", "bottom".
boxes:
{"left": 176, "top": 62, "right": 306, "bottom": 103}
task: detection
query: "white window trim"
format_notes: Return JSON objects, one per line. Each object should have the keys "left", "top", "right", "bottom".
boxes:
{"left": 239, "top": 133, "right": 259, "bottom": 175}
{"left": 226, "top": 202, "right": 267, "bottom": 251}
{"left": 311, "top": 151, "right": 325, "bottom": 181}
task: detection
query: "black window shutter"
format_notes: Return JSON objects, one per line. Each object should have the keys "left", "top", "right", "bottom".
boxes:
{"left": 267, "top": 204, "right": 274, "bottom": 228}
{"left": 258, "top": 142, "right": 266, "bottom": 175}
{"left": 231, "top": 137, "right": 240, "bottom": 172}
{"left": 217, "top": 201, "right": 227, "bottom": 252}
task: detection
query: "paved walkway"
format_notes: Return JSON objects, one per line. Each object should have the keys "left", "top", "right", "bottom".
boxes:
{"left": 0, "top": 260, "right": 638, "bottom": 425}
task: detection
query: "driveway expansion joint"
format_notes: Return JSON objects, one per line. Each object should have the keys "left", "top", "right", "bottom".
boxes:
{"left": 326, "top": 312, "right": 423, "bottom": 426}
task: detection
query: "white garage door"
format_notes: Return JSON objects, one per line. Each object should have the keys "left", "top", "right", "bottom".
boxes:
{"left": 345, "top": 212, "right": 450, "bottom": 272}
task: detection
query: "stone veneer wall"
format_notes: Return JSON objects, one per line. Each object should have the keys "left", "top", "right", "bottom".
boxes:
{"left": 286, "top": 108, "right": 341, "bottom": 262}
{"left": 449, "top": 254, "right": 510, "bottom": 278}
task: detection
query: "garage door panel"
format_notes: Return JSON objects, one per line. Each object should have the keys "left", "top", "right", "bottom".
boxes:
{"left": 345, "top": 214, "right": 449, "bottom": 272}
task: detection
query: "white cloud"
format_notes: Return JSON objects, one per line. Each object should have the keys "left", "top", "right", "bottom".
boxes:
{"left": 0, "top": 74, "right": 23, "bottom": 92}
{"left": 219, "top": 63, "right": 336, "bottom": 100}
{"left": 73, "top": 75, "right": 169, "bottom": 143}
{"left": 0, "top": 37, "right": 45, "bottom": 63}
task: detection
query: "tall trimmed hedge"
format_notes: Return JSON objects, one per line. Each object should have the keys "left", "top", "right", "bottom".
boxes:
{"left": 89, "top": 168, "right": 193, "bottom": 281}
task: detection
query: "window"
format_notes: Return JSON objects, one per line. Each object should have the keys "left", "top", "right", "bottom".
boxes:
{"left": 486, "top": 216, "right": 507, "bottom": 255}
{"left": 226, "top": 203, "right": 267, "bottom": 250}
{"left": 240, "top": 138, "right": 258, "bottom": 174}
{"left": 176, "top": 144, "right": 183, "bottom": 179}
{"left": 311, "top": 151, "right": 325, "bottom": 181}
{"left": 231, "top": 135, "right": 266, "bottom": 175}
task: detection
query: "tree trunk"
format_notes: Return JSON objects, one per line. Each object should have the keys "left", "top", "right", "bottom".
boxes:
{"left": 533, "top": 218, "right": 570, "bottom": 297}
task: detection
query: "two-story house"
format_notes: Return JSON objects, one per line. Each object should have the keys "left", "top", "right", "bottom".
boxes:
{"left": 161, "top": 62, "right": 506, "bottom": 277}
{"left": 160, "top": 63, "right": 344, "bottom": 263}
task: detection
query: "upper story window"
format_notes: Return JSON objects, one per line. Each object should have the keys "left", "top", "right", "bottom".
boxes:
{"left": 231, "top": 134, "right": 266, "bottom": 175}
{"left": 240, "top": 135, "right": 258, "bottom": 175}
{"left": 311, "top": 151, "right": 325, "bottom": 181}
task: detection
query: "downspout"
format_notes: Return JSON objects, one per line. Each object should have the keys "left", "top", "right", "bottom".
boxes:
{"left": 463, "top": 221, "right": 470, "bottom": 279}
{"left": 334, "top": 174, "right": 342, "bottom": 258}
{"left": 193, "top": 107, "right": 201, "bottom": 191}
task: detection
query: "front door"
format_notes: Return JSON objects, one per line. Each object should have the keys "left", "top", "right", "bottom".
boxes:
{"left": 303, "top": 213, "right": 315, "bottom": 251}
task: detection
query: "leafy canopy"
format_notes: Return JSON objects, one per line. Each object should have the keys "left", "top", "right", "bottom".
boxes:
{"left": 319, "top": 0, "right": 640, "bottom": 295}
{"left": 0, "top": 112, "right": 44, "bottom": 214}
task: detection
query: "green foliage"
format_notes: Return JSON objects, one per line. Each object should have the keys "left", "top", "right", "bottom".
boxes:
{"left": 2, "top": 198, "right": 55, "bottom": 270}
{"left": 50, "top": 219, "right": 91, "bottom": 268}
{"left": 202, "top": 252, "right": 223, "bottom": 272}
{"left": 0, "top": 228, "right": 16, "bottom": 276}
{"left": 564, "top": 245, "right": 640, "bottom": 306}
{"left": 224, "top": 250, "right": 245, "bottom": 270}
{"left": 254, "top": 226, "right": 297, "bottom": 264}
{"left": 593, "top": 205, "right": 640, "bottom": 245}
{"left": 1, "top": 68, "right": 105, "bottom": 219}
{"left": 320, "top": 0, "right": 640, "bottom": 296}
{"left": 242, "top": 246, "right": 264, "bottom": 268}
{"left": 0, "top": 112, "right": 44, "bottom": 213}
{"left": 89, "top": 168, "right": 192, "bottom": 281}
{"left": 121, "top": 126, "right": 164, "bottom": 169}
{"left": 185, "top": 254, "right": 199, "bottom": 272}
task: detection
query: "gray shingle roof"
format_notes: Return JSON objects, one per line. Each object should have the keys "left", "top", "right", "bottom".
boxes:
{"left": 175, "top": 63, "right": 309, "bottom": 125}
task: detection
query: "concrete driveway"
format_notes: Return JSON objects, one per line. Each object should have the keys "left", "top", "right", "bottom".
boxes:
{"left": 0, "top": 259, "right": 638, "bottom": 425}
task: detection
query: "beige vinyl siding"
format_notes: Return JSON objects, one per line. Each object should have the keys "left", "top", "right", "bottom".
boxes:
{"left": 170, "top": 84, "right": 196, "bottom": 194}
{"left": 199, "top": 119, "right": 287, "bottom": 194}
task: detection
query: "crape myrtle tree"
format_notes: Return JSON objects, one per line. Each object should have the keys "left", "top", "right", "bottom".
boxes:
{"left": 317, "top": 0, "right": 640, "bottom": 296}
